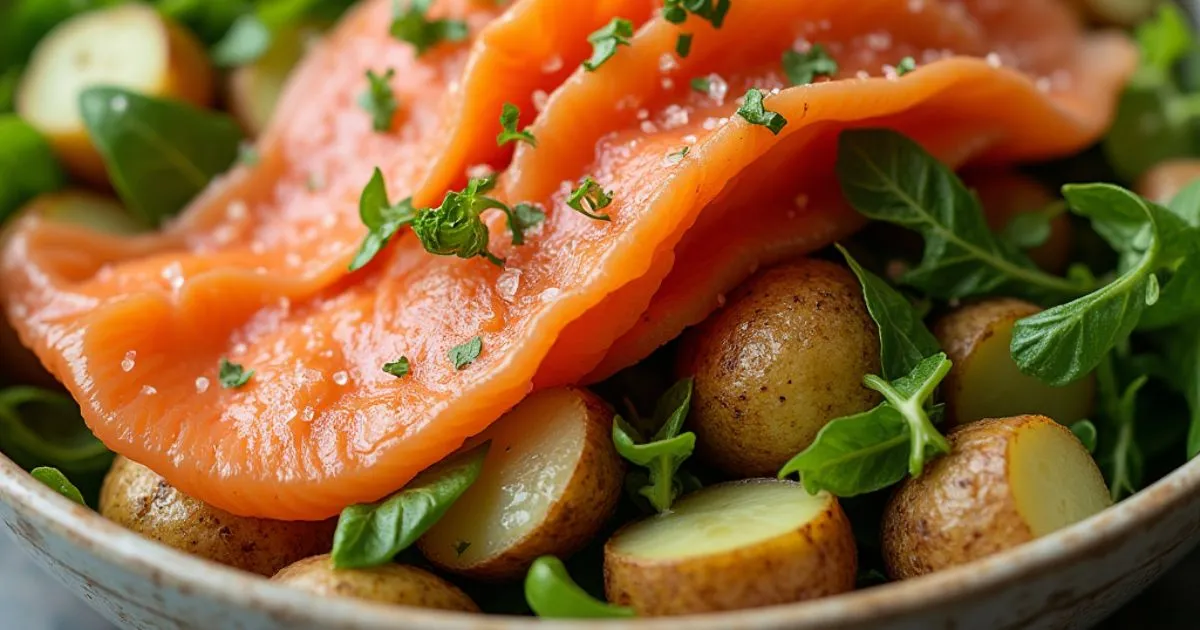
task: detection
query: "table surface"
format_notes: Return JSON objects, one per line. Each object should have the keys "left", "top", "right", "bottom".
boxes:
{"left": 0, "top": 532, "right": 1194, "bottom": 630}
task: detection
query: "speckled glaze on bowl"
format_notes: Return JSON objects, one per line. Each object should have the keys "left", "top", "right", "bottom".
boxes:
{"left": 2, "top": 450, "right": 1199, "bottom": 630}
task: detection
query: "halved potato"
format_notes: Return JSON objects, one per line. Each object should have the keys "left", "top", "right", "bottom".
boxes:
{"left": 1136, "top": 159, "right": 1200, "bottom": 204}
{"left": 604, "top": 479, "right": 856, "bottom": 616}
{"left": 272, "top": 555, "right": 479, "bottom": 612}
{"left": 970, "top": 171, "right": 1072, "bottom": 273}
{"left": 227, "top": 26, "right": 314, "bottom": 136}
{"left": 100, "top": 456, "right": 335, "bottom": 576}
{"left": 418, "top": 387, "right": 624, "bottom": 581}
{"left": 935, "top": 298, "right": 1095, "bottom": 426}
{"left": 882, "top": 416, "right": 1111, "bottom": 580}
{"left": 16, "top": 4, "right": 214, "bottom": 184}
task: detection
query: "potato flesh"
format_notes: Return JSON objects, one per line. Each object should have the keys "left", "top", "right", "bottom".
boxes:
{"left": 420, "top": 388, "right": 588, "bottom": 564}
{"left": 19, "top": 6, "right": 168, "bottom": 132}
{"left": 1010, "top": 421, "right": 1112, "bottom": 537}
{"left": 957, "top": 318, "right": 1093, "bottom": 424}
{"left": 611, "top": 481, "right": 828, "bottom": 561}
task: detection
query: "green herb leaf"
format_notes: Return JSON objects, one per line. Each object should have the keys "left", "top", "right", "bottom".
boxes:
{"left": 218, "top": 358, "right": 254, "bottom": 388}
{"left": 390, "top": 0, "right": 468, "bottom": 56}
{"left": 504, "top": 203, "right": 545, "bottom": 246}
{"left": 1158, "top": 325, "right": 1200, "bottom": 458}
{"left": 0, "top": 387, "right": 112, "bottom": 477}
{"left": 383, "top": 357, "right": 410, "bottom": 378}
{"left": 350, "top": 168, "right": 417, "bottom": 271}
{"left": 782, "top": 44, "right": 838, "bottom": 86}
{"left": 661, "top": 0, "right": 731, "bottom": 29}
{"left": 412, "top": 177, "right": 506, "bottom": 264}
{"left": 1136, "top": 4, "right": 1193, "bottom": 73}
{"left": 1070, "top": 420, "right": 1098, "bottom": 453}
{"left": 675, "top": 33, "right": 693, "bottom": 57}
{"left": 1139, "top": 181, "right": 1200, "bottom": 330}
{"left": 666, "top": 146, "right": 690, "bottom": 164}
{"left": 449, "top": 336, "right": 482, "bottom": 370}
{"left": 332, "top": 443, "right": 488, "bottom": 569}
{"left": 896, "top": 56, "right": 916, "bottom": 76}
{"left": 613, "top": 378, "right": 696, "bottom": 512}
{"left": 360, "top": 68, "right": 399, "bottom": 133}
{"left": 838, "top": 245, "right": 940, "bottom": 380}
{"left": 0, "top": 115, "right": 64, "bottom": 222}
{"left": 525, "top": 556, "right": 635, "bottom": 619}
{"left": 30, "top": 467, "right": 86, "bottom": 506}
{"left": 567, "top": 177, "right": 614, "bottom": 221}
{"left": 836, "top": 128, "right": 1089, "bottom": 302}
{"left": 1093, "top": 355, "right": 1145, "bottom": 500}
{"left": 690, "top": 76, "right": 711, "bottom": 93}
{"left": 1002, "top": 211, "right": 1053, "bottom": 249}
{"left": 863, "top": 353, "right": 952, "bottom": 476}
{"left": 583, "top": 17, "right": 633, "bottom": 71}
{"left": 79, "top": 87, "right": 243, "bottom": 227}
{"left": 497, "top": 102, "right": 536, "bottom": 147}
{"left": 211, "top": 13, "right": 272, "bottom": 67}
{"left": 736, "top": 88, "right": 787, "bottom": 135}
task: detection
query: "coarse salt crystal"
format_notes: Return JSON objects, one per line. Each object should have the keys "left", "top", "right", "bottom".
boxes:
{"left": 333, "top": 371, "right": 349, "bottom": 386}
{"left": 195, "top": 377, "right": 210, "bottom": 393}
{"left": 121, "top": 351, "right": 136, "bottom": 372}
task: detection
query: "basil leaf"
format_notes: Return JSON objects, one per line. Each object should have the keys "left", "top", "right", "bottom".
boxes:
{"left": 1070, "top": 420, "right": 1098, "bottom": 454}
{"left": 0, "top": 115, "right": 64, "bottom": 221}
{"left": 31, "top": 467, "right": 86, "bottom": 506}
{"left": 448, "top": 336, "right": 483, "bottom": 370}
{"left": 525, "top": 556, "right": 634, "bottom": 619}
{"left": 331, "top": 442, "right": 488, "bottom": 569}
{"left": 613, "top": 378, "right": 696, "bottom": 512}
{"left": 80, "top": 87, "right": 243, "bottom": 227}
{"left": 0, "top": 387, "right": 113, "bottom": 476}
{"left": 1011, "top": 185, "right": 1173, "bottom": 386}
{"left": 838, "top": 245, "right": 939, "bottom": 380}
{"left": 836, "top": 129, "right": 1088, "bottom": 302}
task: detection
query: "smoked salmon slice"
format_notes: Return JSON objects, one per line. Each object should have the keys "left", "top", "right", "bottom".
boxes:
{"left": 1, "top": 0, "right": 1134, "bottom": 519}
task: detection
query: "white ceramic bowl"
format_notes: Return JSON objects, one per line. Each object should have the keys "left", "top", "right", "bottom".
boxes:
{"left": 2, "top": 450, "right": 1199, "bottom": 630}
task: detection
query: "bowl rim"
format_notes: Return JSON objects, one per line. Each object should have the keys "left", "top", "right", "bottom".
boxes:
{"left": 1, "top": 449, "right": 1197, "bottom": 629}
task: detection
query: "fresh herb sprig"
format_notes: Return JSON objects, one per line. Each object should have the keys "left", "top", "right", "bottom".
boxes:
{"left": 31, "top": 467, "right": 86, "bottom": 505}
{"left": 525, "top": 556, "right": 634, "bottom": 619}
{"left": 736, "top": 88, "right": 787, "bottom": 134}
{"left": 583, "top": 18, "right": 633, "bottom": 71}
{"left": 613, "top": 378, "right": 698, "bottom": 513}
{"left": 497, "top": 103, "right": 536, "bottom": 147}
{"left": 390, "top": 0, "right": 468, "bottom": 56}
{"left": 782, "top": 44, "right": 838, "bottom": 86}
{"left": 360, "top": 68, "right": 398, "bottom": 132}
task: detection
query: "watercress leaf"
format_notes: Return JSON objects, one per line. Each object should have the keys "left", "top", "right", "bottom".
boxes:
{"left": 350, "top": 169, "right": 417, "bottom": 271}
{"left": 782, "top": 44, "right": 838, "bottom": 86}
{"left": 1070, "top": 420, "right": 1098, "bottom": 454}
{"left": 837, "top": 129, "right": 1087, "bottom": 302}
{"left": 649, "top": 377, "right": 693, "bottom": 441}
{"left": 332, "top": 442, "right": 488, "bottom": 569}
{"left": 582, "top": 17, "right": 633, "bottom": 71}
{"left": 1139, "top": 182, "right": 1200, "bottom": 330}
{"left": 0, "top": 387, "right": 112, "bottom": 476}
{"left": 1166, "top": 178, "right": 1200, "bottom": 227}
{"left": 1099, "top": 374, "right": 1147, "bottom": 500}
{"left": 865, "top": 353, "right": 952, "bottom": 476}
{"left": 1011, "top": 185, "right": 1165, "bottom": 386}
{"left": 613, "top": 378, "right": 698, "bottom": 512}
{"left": 777, "top": 404, "right": 910, "bottom": 496}
{"left": 79, "top": 87, "right": 243, "bottom": 227}
{"left": 30, "top": 467, "right": 86, "bottom": 506}
{"left": 736, "top": 88, "right": 787, "bottom": 135}
{"left": 448, "top": 336, "right": 482, "bottom": 370}
{"left": 838, "top": 245, "right": 940, "bottom": 380}
{"left": 0, "top": 115, "right": 64, "bottom": 222}
{"left": 525, "top": 556, "right": 634, "bottom": 619}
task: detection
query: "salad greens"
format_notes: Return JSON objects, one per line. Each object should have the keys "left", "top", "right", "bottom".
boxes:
{"left": 612, "top": 378, "right": 698, "bottom": 513}
{"left": 525, "top": 556, "right": 635, "bottom": 619}
{"left": 31, "top": 466, "right": 87, "bottom": 506}
{"left": 332, "top": 443, "right": 488, "bottom": 569}
{"left": 0, "top": 115, "right": 64, "bottom": 221}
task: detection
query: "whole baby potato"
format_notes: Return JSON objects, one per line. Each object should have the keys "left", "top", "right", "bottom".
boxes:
{"left": 100, "top": 456, "right": 335, "bottom": 576}
{"left": 677, "top": 258, "right": 882, "bottom": 477}
{"left": 273, "top": 555, "right": 479, "bottom": 612}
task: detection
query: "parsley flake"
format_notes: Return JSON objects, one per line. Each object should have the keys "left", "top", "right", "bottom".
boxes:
{"left": 782, "top": 44, "right": 838, "bottom": 86}
{"left": 507, "top": 203, "right": 546, "bottom": 245}
{"left": 690, "top": 76, "right": 712, "bottom": 93}
{"left": 736, "top": 88, "right": 787, "bottom": 134}
{"left": 896, "top": 56, "right": 917, "bottom": 76}
{"left": 567, "top": 177, "right": 614, "bottom": 221}
{"left": 449, "top": 336, "right": 483, "bottom": 370}
{"left": 359, "top": 69, "right": 399, "bottom": 133}
{"left": 383, "top": 357, "right": 410, "bottom": 378}
{"left": 350, "top": 168, "right": 417, "bottom": 271}
{"left": 413, "top": 177, "right": 507, "bottom": 265}
{"left": 237, "top": 142, "right": 260, "bottom": 166}
{"left": 584, "top": 18, "right": 634, "bottom": 71}
{"left": 218, "top": 358, "right": 254, "bottom": 389}
{"left": 676, "top": 33, "right": 693, "bottom": 57}
{"left": 390, "top": 0, "right": 468, "bottom": 56}
{"left": 666, "top": 146, "right": 690, "bottom": 164}
{"left": 662, "top": 0, "right": 732, "bottom": 29}
{"left": 497, "top": 103, "right": 536, "bottom": 147}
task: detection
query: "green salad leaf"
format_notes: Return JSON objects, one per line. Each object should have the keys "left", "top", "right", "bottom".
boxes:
{"left": 79, "top": 87, "right": 243, "bottom": 227}
{"left": 332, "top": 442, "right": 488, "bottom": 569}
{"left": 613, "top": 378, "right": 697, "bottom": 513}
{"left": 0, "top": 387, "right": 113, "bottom": 477}
{"left": 1158, "top": 325, "right": 1200, "bottom": 458}
{"left": 31, "top": 467, "right": 86, "bottom": 506}
{"left": 1070, "top": 420, "right": 1098, "bottom": 454}
{"left": 0, "top": 115, "right": 64, "bottom": 221}
{"left": 1139, "top": 180, "right": 1200, "bottom": 330}
{"left": 1094, "top": 355, "right": 1146, "bottom": 500}
{"left": 525, "top": 556, "right": 634, "bottom": 619}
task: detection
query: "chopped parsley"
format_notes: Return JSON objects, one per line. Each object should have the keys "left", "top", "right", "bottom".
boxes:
{"left": 383, "top": 357, "right": 411, "bottom": 378}
{"left": 667, "top": 146, "right": 690, "bottom": 164}
{"left": 782, "top": 44, "right": 838, "bottom": 86}
{"left": 349, "top": 168, "right": 417, "bottom": 271}
{"left": 584, "top": 18, "right": 634, "bottom": 71}
{"left": 237, "top": 142, "right": 260, "bottom": 166}
{"left": 675, "top": 33, "right": 694, "bottom": 57}
{"left": 736, "top": 88, "right": 787, "bottom": 134}
{"left": 896, "top": 56, "right": 917, "bottom": 76}
{"left": 690, "top": 76, "right": 712, "bottom": 93}
{"left": 218, "top": 358, "right": 254, "bottom": 389}
{"left": 507, "top": 203, "right": 546, "bottom": 245}
{"left": 449, "top": 336, "right": 483, "bottom": 370}
{"left": 390, "top": 0, "right": 468, "bottom": 56}
{"left": 567, "top": 177, "right": 614, "bottom": 221}
{"left": 359, "top": 69, "right": 399, "bottom": 133}
{"left": 497, "top": 103, "right": 536, "bottom": 147}
{"left": 662, "top": 0, "right": 732, "bottom": 28}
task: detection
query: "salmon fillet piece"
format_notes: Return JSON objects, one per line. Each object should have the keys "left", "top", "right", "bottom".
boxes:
{"left": 1, "top": 0, "right": 1133, "bottom": 519}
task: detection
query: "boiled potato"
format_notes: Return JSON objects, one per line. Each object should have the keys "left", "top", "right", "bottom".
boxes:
{"left": 677, "top": 258, "right": 882, "bottom": 477}
{"left": 882, "top": 415, "right": 1111, "bottom": 580}
{"left": 272, "top": 555, "right": 479, "bottom": 612}
{"left": 1136, "top": 159, "right": 1200, "bottom": 204}
{"left": 604, "top": 479, "right": 856, "bottom": 616}
{"left": 935, "top": 298, "right": 1095, "bottom": 425}
{"left": 16, "top": 4, "right": 214, "bottom": 184}
{"left": 418, "top": 387, "right": 624, "bottom": 581}
{"left": 100, "top": 456, "right": 334, "bottom": 576}
{"left": 969, "top": 171, "right": 1072, "bottom": 273}
{"left": 228, "top": 26, "right": 314, "bottom": 136}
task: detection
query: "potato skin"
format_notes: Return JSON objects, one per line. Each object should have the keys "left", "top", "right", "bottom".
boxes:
{"left": 677, "top": 258, "right": 882, "bottom": 477}
{"left": 272, "top": 555, "right": 479, "bottom": 612}
{"left": 882, "top": 416, "right": 1054, "bottom": 580}
{"left": 419, "top": 387, "right": 624, "bottom": 580}
{"left": 604, "top": 483, "right": 857, "bottom": 616}
{"left": 100, "top": 456, "right": 334, "bottom": 576}
{"left": 1136, "top": 159, "right": 1200, "bottom": 204}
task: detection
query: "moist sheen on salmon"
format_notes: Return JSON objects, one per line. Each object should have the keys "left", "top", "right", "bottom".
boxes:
{"left": 0, "top": 0, "right": 1135, "bottom": 519}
